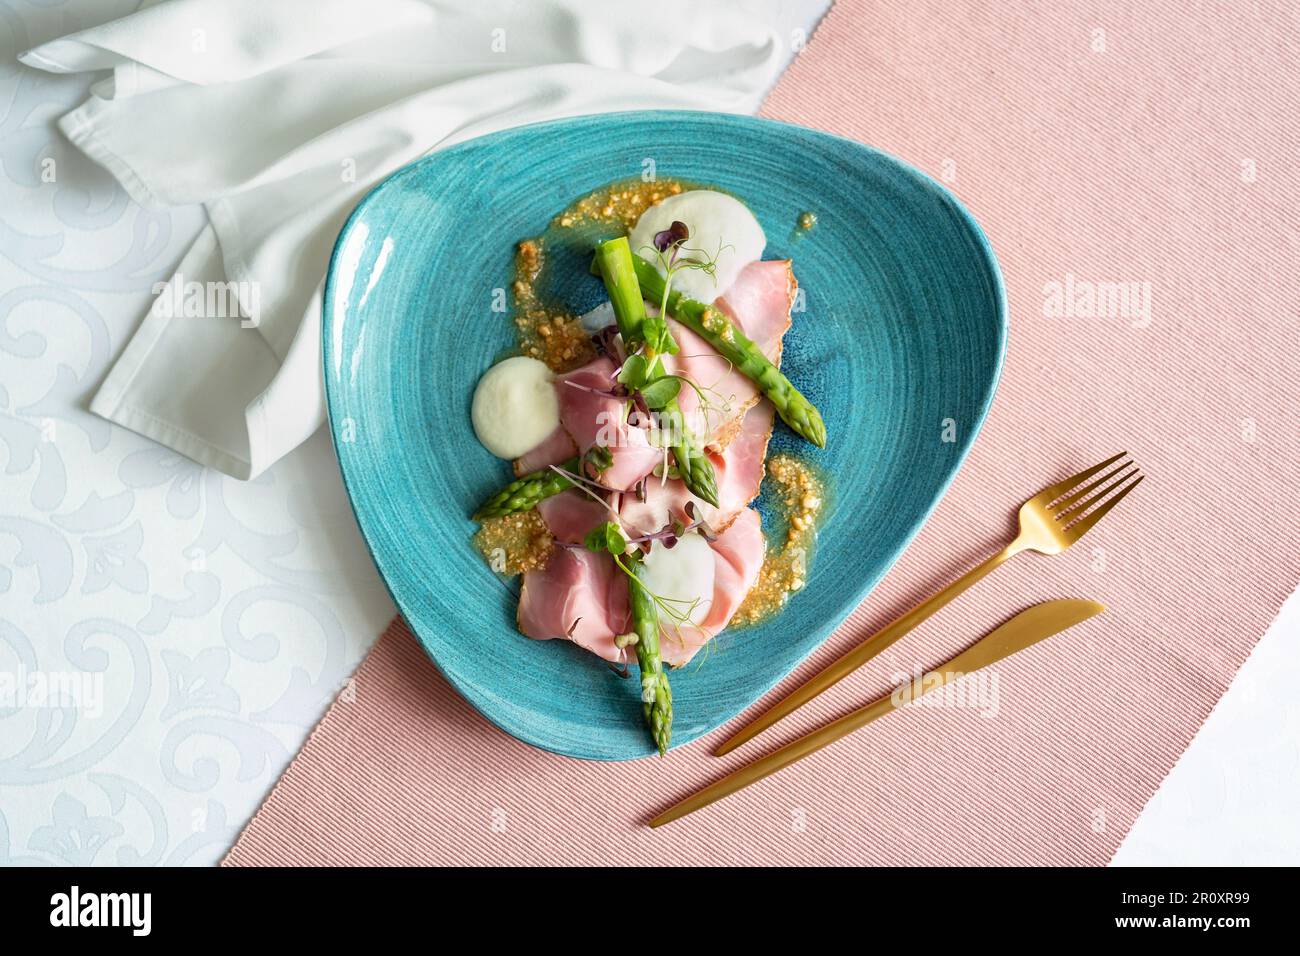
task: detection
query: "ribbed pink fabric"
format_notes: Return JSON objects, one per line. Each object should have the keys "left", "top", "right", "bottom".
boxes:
{"left": 224, "top": 0, "right": 1299, "bottom": 866}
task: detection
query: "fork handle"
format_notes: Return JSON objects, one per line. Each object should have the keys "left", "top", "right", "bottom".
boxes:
{"left": 713, "top": 542, "right": 1022, "bottom": 756}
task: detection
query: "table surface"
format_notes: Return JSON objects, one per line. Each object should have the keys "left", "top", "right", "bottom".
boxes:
{"left": 0, "top": 0, "right": 1294, "bottom": 867}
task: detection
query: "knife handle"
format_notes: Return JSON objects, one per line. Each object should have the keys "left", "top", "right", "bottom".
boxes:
{"left": 713, "top": 543, "right": 1021, "bottom": 756}
{"left": 653, "top": 598, "right": 1103, "bottom": 828}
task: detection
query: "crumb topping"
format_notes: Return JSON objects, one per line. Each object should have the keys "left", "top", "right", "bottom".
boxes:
{"left": 733, "top": 454, "right": 826, "bottom": 626}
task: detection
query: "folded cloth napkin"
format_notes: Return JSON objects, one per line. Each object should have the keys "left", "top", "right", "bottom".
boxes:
{"left": 21, "top": 0, "right": 792, "bottom": 478}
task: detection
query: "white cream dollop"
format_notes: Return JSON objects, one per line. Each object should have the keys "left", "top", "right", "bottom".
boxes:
{"left": 638, "top": 532, "right": 715, "bottom": 626}
{"left": 578, "top": 300, "right": 616, "bottom": 332}
{"left": 470, "top": 356, "right": 559, "bottom": 459}
{"left": 628, "top": 190, "right": 765, "bottom": 304}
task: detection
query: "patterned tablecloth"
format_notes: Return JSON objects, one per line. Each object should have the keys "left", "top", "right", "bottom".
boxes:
{"left": 2, "top": 0, "right": 1295, "bottom": 866}
{"left": 0, "top": 0, "right": 396, "bottom": 865}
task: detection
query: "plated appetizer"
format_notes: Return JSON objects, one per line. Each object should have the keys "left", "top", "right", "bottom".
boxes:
{"left": 470, "top": 182, "right": 827, "bottom": 754}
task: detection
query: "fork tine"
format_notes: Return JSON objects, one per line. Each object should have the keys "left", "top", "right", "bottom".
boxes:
{"left": 1054, "top": 462, "right": 1137, "bottom": 517}
{"left": 1036, "top": 452, "right": 1128, "bottom": 506}
{"left": 1060, "top": 466, "right": 1139, "bottom": 520}
{"left": 1064, "top": 474, "right": 1144, "bottom": 542}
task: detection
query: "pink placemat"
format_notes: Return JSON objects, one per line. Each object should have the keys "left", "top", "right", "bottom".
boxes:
{"left": 224, "top": 0, "right": 1299, "bottom": 866}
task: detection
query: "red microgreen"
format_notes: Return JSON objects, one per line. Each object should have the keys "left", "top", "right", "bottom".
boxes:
{"left": 653, "top": 220, "right": 690, "bottom": 254}
{"left": 562, "top": 378, "right": 625, "bottom": 400}
{"left": 591, "top": 325, "right": 621, "bottom": 358}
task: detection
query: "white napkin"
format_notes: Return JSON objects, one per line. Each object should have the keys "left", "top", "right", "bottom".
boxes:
{"left": 21, "top": 0, "right": 793, "bottom": 478}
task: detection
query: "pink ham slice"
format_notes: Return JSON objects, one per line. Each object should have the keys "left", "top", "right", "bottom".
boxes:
{"left": 518, "top": 506, "right": 764, "bottom": 666}
{"left": 660, "top": 508, "right": 764, "bottom": 667}
{"left": 518, "top": 493, "right": 628, "bottom": 661}
{"left": 512, "top": 424, "right": 576, "bottom": 478}
{"left": 536, "top": 491, "right": 613, "bottom": 545}
{"left": 719, "top": 259, "right": 798, "bottom": 347}
{"left": 554, "top": 356, "right": 662, "bottom": 491}
{"left": 620, "top": 399, "right": 774, "bottom": 536}
{"left": 517, "top": 547, "right": 630, "bottom": 662}
{"left": 664, "top": 259, "right": 794, "bottom": 450}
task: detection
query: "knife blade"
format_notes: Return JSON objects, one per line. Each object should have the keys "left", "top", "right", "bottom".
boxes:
{"left": 650, "top": 598, "right": 1105, "bottom": 828}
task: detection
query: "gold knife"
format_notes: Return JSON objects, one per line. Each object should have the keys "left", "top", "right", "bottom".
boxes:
{"left": 650, "top": 598, "right": 1104, "bottom": 828}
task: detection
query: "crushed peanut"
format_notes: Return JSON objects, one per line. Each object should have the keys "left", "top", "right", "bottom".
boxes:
{"left": 508, "top": 177, "right": 697, "bottom": 375}
{"left": 473, "top": 511, "right": 555, "bottom": 575}
{"left": 511, "top": 239, "right": 594, "bottom": 373}
{"left": 733, "top": 454, "right": 827, "bottom": 626}
{"left": 554, "top": 178, "right": 686, "bottom": 231}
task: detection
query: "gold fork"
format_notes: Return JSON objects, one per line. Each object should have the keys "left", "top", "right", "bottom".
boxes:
{"left": 651, "top": 598, "right": 1104, "bottom": 827}
{"left": 713, "top": 452, "right": 1143, "bottom": 757}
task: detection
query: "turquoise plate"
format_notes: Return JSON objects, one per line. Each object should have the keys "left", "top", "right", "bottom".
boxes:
{"left": 322, "top": 111, "right": 1006, "bottom": 761}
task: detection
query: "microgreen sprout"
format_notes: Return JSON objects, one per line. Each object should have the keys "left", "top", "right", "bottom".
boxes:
{"left": 652, "top": 220, "right": 690, "bottom": 253}
{"left": 548, "top": 460, "right": 620, "bottom": 520}
{"left": 611, "top": 552, "right": 707, "bottom": 650}
{"left": 568, "top": 499, "right": 713, "bottom": 652}
{"left": 583, "top": 520, "right": 627, "bottom": 556}
{"left": 641, "top": 222, "right": 733, "bottom": 324}
{"left": 562, "top": 378, "right": 626, "bottom": 400}
{"left": 637, "top": 222, "right": 730, "bottom": 359}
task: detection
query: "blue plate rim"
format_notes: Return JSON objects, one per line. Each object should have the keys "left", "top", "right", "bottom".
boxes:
{"left": 321, "top": 109, "right": 1008, "bottom": 761}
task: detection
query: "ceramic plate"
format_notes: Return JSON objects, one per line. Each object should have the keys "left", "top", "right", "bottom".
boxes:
{"left": 322, "top": 111, "right": 1006, "bottom": 760}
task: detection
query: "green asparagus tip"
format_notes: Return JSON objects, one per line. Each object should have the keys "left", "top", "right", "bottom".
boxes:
{"left": 693, "top": 481, "right": 720, "bottom": 508}
{"left": 810, "top": 414, "right": 827, "bottom": 448}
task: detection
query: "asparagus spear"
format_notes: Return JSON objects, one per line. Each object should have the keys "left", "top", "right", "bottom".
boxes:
{"left": 472, "top": 456, "right": 580, "bottom": 520}
{"left": 595, "top": 237, "right": 720, "bottom": 506}
{"left": 625, "top": 554, "right": 673, "bottom": 755}
{"left": 631, "top": 255, "right": 827, "bottom": 448}
{"left": 660, "top": 397, "right": 718, "bottom": 507}
{"left": 594, "top": 236, "right": 649, "bottom": 345}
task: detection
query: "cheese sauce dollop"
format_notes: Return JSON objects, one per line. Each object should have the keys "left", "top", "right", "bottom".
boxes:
{"left": 471, "top": 356, "right": 559, "bottom": 459}
{"left": 628, "top": 190, "right": 765, "bottom": 304}
{"left": 638, "top": 532, "right": 715, "bottom": 627}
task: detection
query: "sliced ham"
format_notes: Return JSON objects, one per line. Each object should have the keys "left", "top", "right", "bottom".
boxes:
{"left": 660, "top": 508, "right": 765, "bottom": 667}
{"left": 719, "top": 258, "right": 798, "bottom": 347}
{"left": 620, "top": 400, "right": 774, "bottom": 536}
{"left": 554, "top": 356, "right": 661, "bottom": 491}
{"left": 517, "top": 548, "right": 629, "bottom": 663}
{"left": 713, "top": 399, "right": 776, "bottom": 519}
{"left": 518, "top": 506, "right": 765, "bottom": 667}
{"left": 661, "top": 259, "right": 794, "bottom": 449}
{"left": 536, "top": 491, "right": 614, "bottom": 545}
{"left": 512, "top": 424, "right": 576, "bottom": 477}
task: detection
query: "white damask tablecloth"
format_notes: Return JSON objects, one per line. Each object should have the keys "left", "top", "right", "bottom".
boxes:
{"left": 1, "top": 0, "right": 1295, "bottom": 867}
{"left": 0, "top": 0, "right": 396, "bottom": 865}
